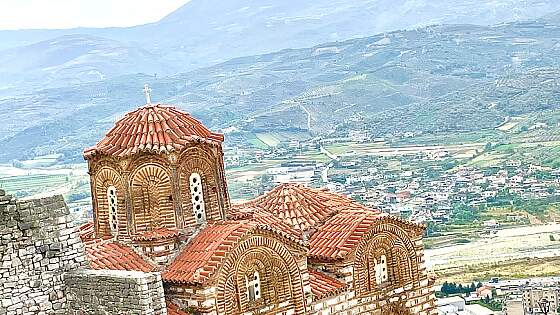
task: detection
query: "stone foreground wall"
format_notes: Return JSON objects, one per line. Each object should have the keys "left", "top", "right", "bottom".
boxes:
{"left": 65, "top": 269, "right": 167, "bottom": 315}
{"left": 0, "top": 190, "right": 88, "bottom": 315}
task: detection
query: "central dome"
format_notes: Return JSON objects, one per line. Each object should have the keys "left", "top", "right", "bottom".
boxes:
{"left": 84, "top": 104, "right": 224, "bottom": 158}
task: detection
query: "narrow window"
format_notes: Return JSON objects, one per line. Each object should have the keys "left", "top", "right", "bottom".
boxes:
{"left": 374, "top": 255, "right": 388, "bottom": 285}
{"left": 246, "top": 271, "right": 261, "bottom": 302}
{"left": 190, "top": 173, "right": 206, "bottom": 223}
{"left": 106, "top": 186, "right": 118, "bottom": 235}
{"left": 380, "top": 255, "right": 388, "bottom": 283}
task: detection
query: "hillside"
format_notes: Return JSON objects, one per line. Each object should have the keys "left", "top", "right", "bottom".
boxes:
{"left": 2, "top": 0, "right": 560, "bottom": 90}
{"left": 1, "top": 19, "right": 560, "bottom": 163}
{"left": 0, "top": 35, "right": 172, "bottom": 90}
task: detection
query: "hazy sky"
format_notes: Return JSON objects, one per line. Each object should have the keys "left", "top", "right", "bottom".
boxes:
{"left": 0, "top": 0, "right": 191, "bottom": 30}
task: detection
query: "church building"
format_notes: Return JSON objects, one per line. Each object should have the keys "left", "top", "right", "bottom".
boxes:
{"left": 80, "top": 100, "right": 437, "bottom": 315}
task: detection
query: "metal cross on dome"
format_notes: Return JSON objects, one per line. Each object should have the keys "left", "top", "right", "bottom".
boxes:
{"left": 144, "top": 84, "right": 152, "bottom": 104}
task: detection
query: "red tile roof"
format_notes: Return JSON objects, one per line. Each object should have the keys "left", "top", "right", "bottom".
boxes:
{"left": 166, "top": 301, "right": 189, "bottom": 315}
{"left": 78, "top": 221, "right": 95, "bottom": 241}
{"left": 308, "top": 269, "right": 347, "bottom": 300}
{"left": 309, "top": 210, "right": 425, "bottom": 261}
{"left": 308, "top": 209, "right": 381, "bottom": 260}
{"left": 84, "top": 239, "right": 156, "bottom": 272}
{"left": 130, "top": 228, "right": 181, "bottom": 242}
{"left": 83, "top": 104, "right": 224, "bottom": 159}
{"left": 229, "top": 205, "right": 303, "bottom": 241}
{"left": 162, "top": 219, "right": 305, "bottom": 285}
{"left": 244, "top": 183, "right": 369, "bottom": 232}
{"left": 162, "top": 221, "right": 251, "bottom": 285}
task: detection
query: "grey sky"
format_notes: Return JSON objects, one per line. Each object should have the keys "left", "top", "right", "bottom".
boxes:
{"left": 0, "top": 0, "right": 190, "bottom": 30}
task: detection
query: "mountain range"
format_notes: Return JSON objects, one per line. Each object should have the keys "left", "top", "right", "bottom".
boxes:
{"left": 1, "top": 0, "right": 560, "bottom": 163}
{"left": 2, "top": 0, "right": 560, "bottom": 90}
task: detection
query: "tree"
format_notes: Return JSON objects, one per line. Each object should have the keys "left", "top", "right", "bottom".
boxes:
{"left": 450, "top": 283, "right": 458, "bottom": 294}
{"left": 441, "top": 282, "right": 450, "bottom": 294}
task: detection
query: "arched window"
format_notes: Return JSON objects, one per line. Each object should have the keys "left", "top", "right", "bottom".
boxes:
{"left": 190, "top": 173, "right": 206, "bottom": 223}
{"left": 246, "top": 271, "right": 261, "bottom": 302}
{"left": 106, "top": 186, "right": 118, "bottom": 235}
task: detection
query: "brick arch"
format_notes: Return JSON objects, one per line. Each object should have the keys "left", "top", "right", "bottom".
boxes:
{"left": 215, "top": 233, "right": 306, "bottom": 315}
{"left": 130, "top": 163, "right": 175, "bottom": 233}
{"left": 178, "top": 146, "right": 223, "bottom": 226}
{"left": 353, "top": 222, "right": 420, "bottom": 296}
{"left": 269, "top": 257, "right": 293, "bottom": 304}
{"left": 94, "top": 167, "right": 126, "bottom": 237}
{"left": 222, "top": 274, "right": 240, "bottom": 314}
{"left": 392, "top": 244, "right": 415, "bottom": 287}
{"left": 235, "top": 252, "right": 268, "bottom": 308}
{"left": 234, "top": 250, "right": 294, "bottom": 310}
{"left": 89, "top": 157, "right": 123, "bottom": 175}
{"left": 127, "top": 154, "right": 170, "bottom": 173}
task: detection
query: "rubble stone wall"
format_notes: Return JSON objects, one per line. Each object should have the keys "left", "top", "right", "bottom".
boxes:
{"left": 65, "top": 269, "right": 167, "bottom": 315}
{"left": 0, "top": 190, "right": 88, "bottom": 315}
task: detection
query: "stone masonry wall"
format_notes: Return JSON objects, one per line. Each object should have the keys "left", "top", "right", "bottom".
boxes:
{"left": 65, "top": 269, "right": 167, "bottom": 315}
{"left": 0, "top": 190, "right": 88, "bottom": 315}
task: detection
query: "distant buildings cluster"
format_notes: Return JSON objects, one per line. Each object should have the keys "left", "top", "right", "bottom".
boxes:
{"left": 438, "top": 277, "right": 560, "bottom": 315}
{"left": 224, "top": 132, "right": 560, "bottom": 229}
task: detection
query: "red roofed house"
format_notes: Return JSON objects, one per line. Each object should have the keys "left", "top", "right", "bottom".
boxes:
{"left": 81, "top": 102, "right": 436, "bottom": 315}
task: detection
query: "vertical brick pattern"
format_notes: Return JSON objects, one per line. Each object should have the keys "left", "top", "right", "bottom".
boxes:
{"left": 65, "top": 269, "right": 167, "bottom": 315}
{"left": 0, "top": 191, "right": 88, "bottom": 315}
{"left": 93, "top": 167, "right": 127, "bottom": 237}
{"left": 178, "top": 146, "right": 225, "bottom": 227}
{"left": 131, "top": 163, "right": 175, "bottom": 233}
{"left": 87, "top": 140, "right": 230, "bottom": 242}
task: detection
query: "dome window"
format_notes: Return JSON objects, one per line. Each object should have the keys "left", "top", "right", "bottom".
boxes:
{"left": 190, "top": 173, "right": 206, "bottom": 223}
{"left": 106, "top": 185, "right": 118, "bottom": 236}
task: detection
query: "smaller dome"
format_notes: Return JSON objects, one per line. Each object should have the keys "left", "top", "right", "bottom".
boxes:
{"left": 84, "top": 104, "right": 223, "bottom": 158}
{"left": 243, "top": 183, "right": 372, "bottom": 232}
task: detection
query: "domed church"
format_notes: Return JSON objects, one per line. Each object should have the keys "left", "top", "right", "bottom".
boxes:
{"left": 81, "top": 100, "right": 437, "bottom": 315}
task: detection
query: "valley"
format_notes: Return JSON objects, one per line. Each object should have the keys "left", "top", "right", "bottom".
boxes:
{"left": 3, "top": 18, "right": 560, "bottom": 164}
{"left": 2, "top": 0, "right": 560, "bottom": 292}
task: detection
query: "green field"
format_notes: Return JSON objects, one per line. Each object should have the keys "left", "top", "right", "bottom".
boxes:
{"left": 0, "top": 174, "right": 69, "bottom": 192}
{"left": 246, "top": 131, "right": 312, "bottom": 149}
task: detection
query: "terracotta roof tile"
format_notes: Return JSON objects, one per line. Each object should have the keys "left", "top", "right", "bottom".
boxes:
{"left": 78, "top": 221, "right": 95, "bottom": 241}
{"left": 229, "top": 205, "right": 304, "bottom": 241}
{"left": 83, "top": 104, "right": 224, "bottom": 159}
{"left": 243, "top": 183, "right": 370, "bottom": 232}
{"left": 162, "top": 219, "right": 305, "bottom": 285}
{"left": 84, "top": 239, "right": 156, "bottom": 272}
{"left": 162, "top": 221, "right": 252, "bottom": 285}
{"left": 308, "top": 211, "right": 425, "bottom": 261}
{"left": 308, "top": 269, "right": 347, "bottom": 300}
{"left": 308, "top": 209, "right": 381, "bottom": 260}
{"left": 130, "top": 228, "right": 181, "bottom": 241}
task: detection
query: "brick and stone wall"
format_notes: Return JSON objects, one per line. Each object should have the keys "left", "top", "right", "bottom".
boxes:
{"left": 0, "top": 190, "right": 88, "bottom": 315}
{"left": 308, "top": 283, "right": 437, "bottom": 315}
{"left": 65, "top": 269, "right": 167, "bottom": 315}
